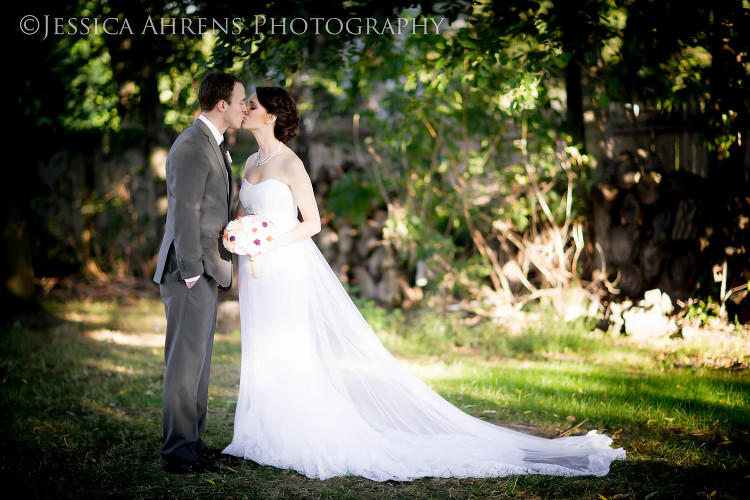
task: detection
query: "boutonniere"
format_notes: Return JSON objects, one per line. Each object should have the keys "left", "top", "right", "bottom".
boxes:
{"left": 225, "top": 150, "right": 233, "bottom": 164}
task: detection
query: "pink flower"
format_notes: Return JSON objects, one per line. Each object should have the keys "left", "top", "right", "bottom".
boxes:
{"left": 254, "top": 239, "right": 261, "bottom": 246}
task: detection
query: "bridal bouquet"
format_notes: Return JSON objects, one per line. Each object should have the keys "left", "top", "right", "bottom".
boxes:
{"left": 222, "top": 215, "right": 275, "bottom": 278}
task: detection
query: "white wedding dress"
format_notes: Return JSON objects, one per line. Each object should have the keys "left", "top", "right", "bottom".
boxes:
{"left": 222, "top": 178, "right": 625, "bottom": 481}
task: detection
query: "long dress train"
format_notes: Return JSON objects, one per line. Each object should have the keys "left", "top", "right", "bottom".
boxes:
{"left": 223, "top": 178, "right": 625, "bottom": 481}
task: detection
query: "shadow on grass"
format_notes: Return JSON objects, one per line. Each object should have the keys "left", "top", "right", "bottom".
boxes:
{"left": 3, "top": 438, "right": 749, "bottom": 499}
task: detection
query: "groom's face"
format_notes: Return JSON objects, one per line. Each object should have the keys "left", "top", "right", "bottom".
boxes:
{"left": 225, "top": 82, "right": 248, "bottom": 130}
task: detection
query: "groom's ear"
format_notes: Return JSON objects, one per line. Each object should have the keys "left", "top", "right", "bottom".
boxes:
{"left": 217, "top": 99, "right": 228, "bottom": 112}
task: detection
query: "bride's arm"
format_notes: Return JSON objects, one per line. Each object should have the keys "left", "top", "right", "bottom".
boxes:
{"left": 268, "top": 158, "right": 321, "bottom": 249}
{"left": 233, "top": 202, "right": 246, "bottom": 219}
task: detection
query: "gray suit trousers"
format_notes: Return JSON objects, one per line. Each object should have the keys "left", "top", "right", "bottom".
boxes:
{"left": 159, "top": 246, "right": 218, "bottom": 466}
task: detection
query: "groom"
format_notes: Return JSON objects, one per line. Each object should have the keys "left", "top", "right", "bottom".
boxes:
{"left": 153, "top": 72, "right": 246, "bottom": 473}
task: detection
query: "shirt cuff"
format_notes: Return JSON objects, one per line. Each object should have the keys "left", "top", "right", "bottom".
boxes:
{"left": 185, "top": 275, "right": 201, "bottom": 283}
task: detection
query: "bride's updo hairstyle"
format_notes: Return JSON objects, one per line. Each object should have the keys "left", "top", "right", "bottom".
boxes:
{"left": 256, "top": 87, "right": 300, "bottom": 144}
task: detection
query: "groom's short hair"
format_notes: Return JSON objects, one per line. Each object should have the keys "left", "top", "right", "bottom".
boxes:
{"left": 199, "top": 72, "right": 243, "bottom": 112}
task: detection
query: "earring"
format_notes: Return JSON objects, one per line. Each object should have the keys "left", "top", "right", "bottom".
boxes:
{"left": 266, "top": 120, "right": 271, "bottom": 124}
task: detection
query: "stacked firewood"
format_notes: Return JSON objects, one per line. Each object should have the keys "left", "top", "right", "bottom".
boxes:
{"left": 312, "top": 179, "right": 424, "bottom": 308}
{"left": 592, "top": 151, "right": 707, "bottom": 302}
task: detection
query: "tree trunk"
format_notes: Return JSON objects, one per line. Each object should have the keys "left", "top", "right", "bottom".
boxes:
{"left": 565, "top": 58, "right": 585, "bottom": 148}
{"left": 0, "top": 183, "right": 39, "bottom": 317}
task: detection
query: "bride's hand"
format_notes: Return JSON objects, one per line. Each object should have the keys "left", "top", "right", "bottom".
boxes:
{"left": 249, "top": 239, "right": 278, "bottom": 261}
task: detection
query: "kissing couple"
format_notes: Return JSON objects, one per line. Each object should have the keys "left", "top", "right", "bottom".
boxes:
{"left": 153, "top": 71, "right": 625, "bottom": 479}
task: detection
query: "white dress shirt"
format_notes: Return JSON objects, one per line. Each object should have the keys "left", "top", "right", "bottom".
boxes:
{"left": 198, "top": 114, "right": 224, "bottom": 148}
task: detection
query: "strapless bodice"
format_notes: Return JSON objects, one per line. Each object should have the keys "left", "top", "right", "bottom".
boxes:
{"left": 239, "top": 178, "right": 300, "bottom": 233}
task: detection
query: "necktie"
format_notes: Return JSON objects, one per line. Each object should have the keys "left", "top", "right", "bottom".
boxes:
{"left": 219, "top": 141, "right": 231, "bottom": 175}
{"left": 219, "top": 141, "right": 232, "bottom": 210}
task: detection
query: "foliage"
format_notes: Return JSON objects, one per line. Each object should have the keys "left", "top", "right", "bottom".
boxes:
{"left": 326, "top": 169, "right": 382, "bottom": 227}
{"left": 212, "top": 0, "right": 747, "bottom": 311}
{"left": 608, "top": 0, "right": 749, "bottom": 160}
{"left": 14, "top": 0, "right": 228, "bottom": 280}
{"left": 16, "top": 0, "right": 212, "bottom": 140}
{"left": 11, "top": 0, "right": 749, "bottom": 302}
{"left": 63, "top": 33, "right": 121, "bottom": 132}
{"left": 682, "top": 297, "right": 724, "bottom": 328}
{"left": 209, "top": 1, "right": 604, "bottom": 308}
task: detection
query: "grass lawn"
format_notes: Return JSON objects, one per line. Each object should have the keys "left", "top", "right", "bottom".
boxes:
{"left": 1, "top": 290, "right": 748, "bottom": 499}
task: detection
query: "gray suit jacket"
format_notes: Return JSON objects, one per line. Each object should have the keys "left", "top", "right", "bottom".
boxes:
{"left": 153, "top": 119, "right": 233, "bottom": 288}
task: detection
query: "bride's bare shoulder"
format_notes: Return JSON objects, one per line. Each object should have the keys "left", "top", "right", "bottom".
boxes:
{"left": 279, "top": 148, "right": 307, "bottom": 179}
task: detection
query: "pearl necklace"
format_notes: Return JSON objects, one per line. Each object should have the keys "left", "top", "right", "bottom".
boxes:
{"left": 256, "top": 141, "right": 283, "bottom": 167}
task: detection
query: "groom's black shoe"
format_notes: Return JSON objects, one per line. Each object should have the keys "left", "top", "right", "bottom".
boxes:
{"left": 199, "top": 448, "right": 237, "bottom": 464}
{"left": 163, "top": 457, "right": 228, "bottom": 474}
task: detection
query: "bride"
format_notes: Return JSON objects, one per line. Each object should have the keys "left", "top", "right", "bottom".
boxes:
{"left": 222, "top": 86, "right": 625, "bottom": 481}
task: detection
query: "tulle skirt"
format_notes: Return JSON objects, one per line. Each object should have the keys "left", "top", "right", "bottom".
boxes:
{"left": 223, "top": 238, "right": 625, "bottom": 481}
